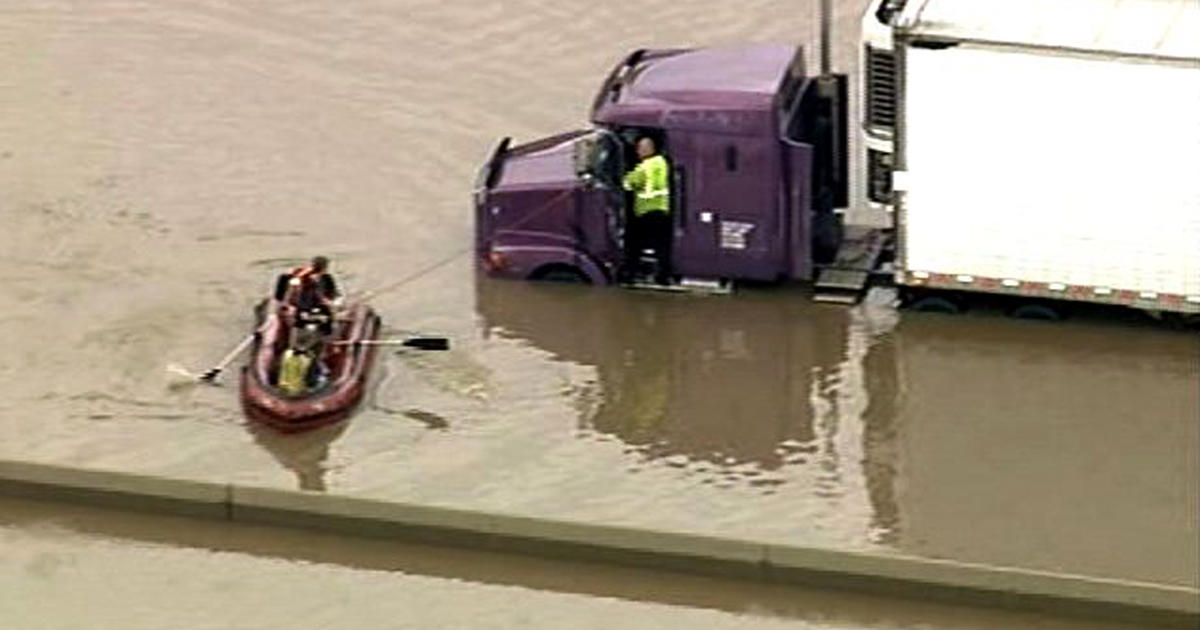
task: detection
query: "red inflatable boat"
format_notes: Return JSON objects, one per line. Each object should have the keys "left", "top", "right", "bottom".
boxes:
{"left": 240, "top": 299, "right": 381, "bottom": 432}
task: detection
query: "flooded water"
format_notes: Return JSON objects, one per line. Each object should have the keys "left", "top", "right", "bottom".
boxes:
{"left": 0, "top": 0, "right": 1196, "bottom": 612}
{"left": 0, "top": 496, "right": 1153, "bottom": 630}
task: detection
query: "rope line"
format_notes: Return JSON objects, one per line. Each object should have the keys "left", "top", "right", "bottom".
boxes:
{"left": 356, "top": 246, "right": 472, "bottom": 302}
{"left": 356, "top": 187, "right": 580, "bottom": 302}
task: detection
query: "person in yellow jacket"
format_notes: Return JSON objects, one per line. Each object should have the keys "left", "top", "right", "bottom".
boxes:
{"left": 622, "top": 136, "right": 671, "bottom": 284}
{"left": 277, "top": 325, "right": 324, "bottom": 396}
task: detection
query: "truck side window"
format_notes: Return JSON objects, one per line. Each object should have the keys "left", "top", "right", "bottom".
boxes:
{"left": 725, "top": 145, "right": 738, "bottom": 172}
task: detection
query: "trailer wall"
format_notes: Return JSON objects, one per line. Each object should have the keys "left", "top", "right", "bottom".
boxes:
{"left": 896, "top": 42, "right": 1200, "bottom": 307}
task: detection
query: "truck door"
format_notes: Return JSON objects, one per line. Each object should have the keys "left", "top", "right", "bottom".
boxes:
{"left": 582, "top": 129, "right": 627, "bottom": 265}
{"left": 670, "top": 132, "right": 782, "bottom": 282}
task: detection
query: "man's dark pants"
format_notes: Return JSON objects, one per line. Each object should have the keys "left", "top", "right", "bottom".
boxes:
{"left": 629, "top": 210, "right": 671, "bottom": 283}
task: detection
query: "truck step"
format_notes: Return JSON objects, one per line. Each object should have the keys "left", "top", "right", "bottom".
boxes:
{"left": 678, "top": 277, "right": 731, "bottom": 293}
{"left": 814, "top": 268, "right": 871, "bottom": 305}
{"left": 815, "top": 268, "right": 869, "bottom": 291}
{"left": 624, "top": 276, "right": 732, "bottom": 295}
{"left": 812, "top": 226, "right": 895, "bottom": 306}
{"left": 813, "top": 291, "right": 863, "bottom": 305}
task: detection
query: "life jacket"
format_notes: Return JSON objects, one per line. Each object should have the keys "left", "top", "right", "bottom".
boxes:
{"left": 277, "top": 348, "right": 313, "bottom": 396}
{"left": 284, "top": 265, "right": 325, "bottom": 310}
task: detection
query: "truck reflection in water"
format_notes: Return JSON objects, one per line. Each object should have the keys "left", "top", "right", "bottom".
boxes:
{"left": 889, "top": 313, "right": 1198, "bottom": 587}
{"left": 475, "top": 277, "right": 902, "bottom": 544}
{"left": 475, "top": 278, "right": 1198, "bottom": 586}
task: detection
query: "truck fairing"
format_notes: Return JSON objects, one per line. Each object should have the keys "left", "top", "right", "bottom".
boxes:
{"left": 592, "top": 44, "right": 802, "bottom": 136}
{"left": 487, "top": 130, "right": 589, "bottom": 190}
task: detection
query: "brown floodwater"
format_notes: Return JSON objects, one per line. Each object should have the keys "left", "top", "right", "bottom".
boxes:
{"left": 0, "top": 0, "right": 1195, "bottom": 611}
{"left": 0, "top": 496, "right": 1156, "bottom": 630}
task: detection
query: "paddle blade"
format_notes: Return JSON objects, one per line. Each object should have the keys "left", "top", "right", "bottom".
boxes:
{"left": 401, "top": 337, "right": 450, "bottom": 351}
{"left": 166, "top": 363, "right": 199, "bottom": 379}
{"left": 199, "top": 368, "right": 222, "bottom": 382}
{"left": 165, "top": 363, "right": 205, "bottom": 391}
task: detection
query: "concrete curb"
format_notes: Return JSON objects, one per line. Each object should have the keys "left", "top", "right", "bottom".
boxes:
{"left": 1, "top": 460, "right": 1195, "bottom": 627}
{"left": 0, "top": 459, "right": 228, "bottom": 519}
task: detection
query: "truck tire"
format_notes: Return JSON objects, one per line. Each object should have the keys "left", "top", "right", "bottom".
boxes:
{"left": 1010, "top": 302, "right": 1063, "bottom": 321}
{"left": 1160, "top": 312, "right": 1200, "bottom": 331}
{"left": 907, "top": 294, "right": 962, "bottom": 315}
{"left": 532, "top": 265, "right": 590, "bottom": 284}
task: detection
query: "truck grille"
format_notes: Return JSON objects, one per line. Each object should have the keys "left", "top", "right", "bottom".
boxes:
{"left": 866, "top": 47, "right": 896, "bottom": 129}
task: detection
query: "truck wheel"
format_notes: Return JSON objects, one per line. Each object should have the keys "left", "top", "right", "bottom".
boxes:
{"left": 1160, "top": 312, "right": 1200, "bottom": 331}
{"left": 532, "top": 265, "right": 590, "bottom": 284}
{"left": 908, "top": 294, "right": 962, "bottom": 314}
{"left": 1010, "top": 302, "right": 1063, "bottom": 321}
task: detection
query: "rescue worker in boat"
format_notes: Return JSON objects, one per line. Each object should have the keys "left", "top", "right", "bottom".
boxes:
{"left": 276, "top": 324, "right": 327, "bottom": 396}
{"left": 274, "top": 255, "right": 342, "bottom": 336}
{"left": 622, "top": 136, "right": 672, "bottom": 284}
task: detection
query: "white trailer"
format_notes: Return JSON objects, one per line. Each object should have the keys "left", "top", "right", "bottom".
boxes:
{"left": 860, "top": 0, "right": 1200, "bottom": 316}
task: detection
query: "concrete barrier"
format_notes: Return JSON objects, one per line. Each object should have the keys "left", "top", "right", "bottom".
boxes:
{"left": 230, "top": 484, "right": 765, "bottom": 581}
{"left": 0, "top": 460, "right": 227, "bottom": 519}
{"left": 0, "top": 459, "right": 1195, "bottom": 628}
{"left": 763, "top": 544, "right": 1199, "bottom": 627}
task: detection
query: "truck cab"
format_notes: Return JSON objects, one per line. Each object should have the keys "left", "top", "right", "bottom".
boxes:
{"left": 475, "top": 43, "right": 848, "bottom": 288}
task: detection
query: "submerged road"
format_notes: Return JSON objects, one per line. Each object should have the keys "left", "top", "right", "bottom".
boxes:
{"left": 0, "top": 1, "right": 1195, "bottom": 625}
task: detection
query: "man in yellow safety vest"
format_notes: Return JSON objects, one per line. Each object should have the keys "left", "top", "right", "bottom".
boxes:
{"left": 622, "top": 136, "right": 671, "bottom": 284}
{"left": 277, "top": 325, "right": 323, "bottom": 396}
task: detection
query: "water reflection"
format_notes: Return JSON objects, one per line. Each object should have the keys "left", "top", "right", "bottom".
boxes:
{"left": 473, "top": 278, "right": 1199, "bottom": 586}
{"left": 475, "top": 278, "right": 902, "bottom": 542}
{"left": 859, "top": 329, "right": 901, "bottom": 545}
{"left": 888, "top": 313, "right": 1199, "bottom": 585}
{"left": 245, "top": 420, "right": 348, "bottom": 492}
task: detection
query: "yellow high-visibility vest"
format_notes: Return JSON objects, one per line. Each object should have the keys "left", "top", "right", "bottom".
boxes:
{"left": 622, "top": 154, "right": 670, "bottom": 216}
{"left": 277, "top": 349, "right": 313, "bottom": 396}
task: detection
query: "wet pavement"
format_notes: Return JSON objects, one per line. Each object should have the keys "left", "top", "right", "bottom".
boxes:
{"left": 0, "top": 1, "right": 1195, "bottom": 620}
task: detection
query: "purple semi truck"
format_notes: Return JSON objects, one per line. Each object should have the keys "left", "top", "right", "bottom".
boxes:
{"left": 475, "top": 1, "right": 1199, "bottom": 325}
{"left": 474, "top": 44, "right": 861, "bottom": 295}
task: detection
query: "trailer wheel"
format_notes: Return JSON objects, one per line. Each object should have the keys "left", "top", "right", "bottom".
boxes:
{"left": 908, "top": 295, "right": 962, "bottom": 315}
{"left": 1160, "top": 312, "right": 1200, "bottom": 331}
{"left": 1010, "top": 303, "right": 1063, "bottom": 322}
{"left": 532, "top": 265, "right": 590, "bottom": 284}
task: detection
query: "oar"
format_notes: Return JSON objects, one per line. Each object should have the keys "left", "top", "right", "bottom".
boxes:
{"left": 396, "top": 337, "right": 450, "bottom": 351}
{"left": 334, "top": 337, "right": 450, "bottom": 351}
{"left": 199, "top": 334, "right": 257, "bottom": 382}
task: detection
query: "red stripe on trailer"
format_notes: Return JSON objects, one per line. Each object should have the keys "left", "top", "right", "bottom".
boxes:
{"left": 1065, "top": 285, "right": 1090, "bottom": 300}
{"left": 905, "top": 271, "right": 1198, "bottom": 314}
